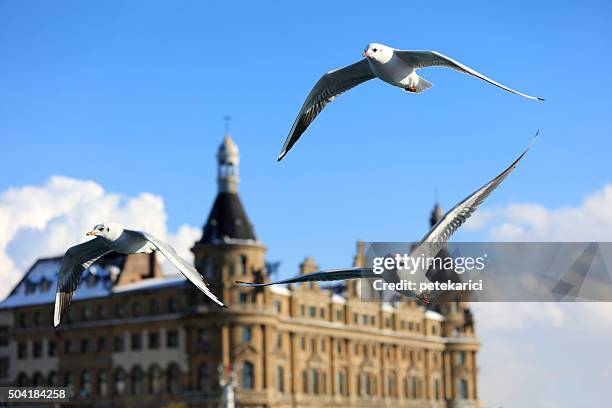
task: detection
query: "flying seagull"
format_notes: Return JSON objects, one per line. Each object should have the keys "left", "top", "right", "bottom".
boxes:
{"left": 243, "top": 132, "right": 538, "bottom": 303}
{"left": 278, "top": 42, "right": 544, "bottom": 161}
{"left": 54, "top": 223, "right": 225, "bottom": 327}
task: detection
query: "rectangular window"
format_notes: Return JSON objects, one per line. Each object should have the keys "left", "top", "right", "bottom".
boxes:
{"left": 114, "top": 335, "right": 124, "bottom": 352}
{"left": 131, "top": 333, "right": 142, "bottom": 350}
{"left": 148, "top": 331, "right": 160, "bottom": 349}
{"left": 309, "top": 306, "right": 316, "bottom": 318}
{"left": 97, "top": 304, "right": 107, "bottom": 319}
{"left": 80, "top": 338, "right": 90, "bottom": 354}
{"left": 17, "top": 342, "right": 27, "bottom": 359}
{"left": 0, "top": 326, "right": 8, "bottom": 346}
{"left": 166, "top": 330, "right": 179, "bottom": 348}
{"left": 275, "top": 334, "right": 282, "bottom": 350}
{"left": 167, "top": 298, "right": 178, "bottom": 313}
{"left": 115, "top": 303, "right": 125, "bottom": 318}
{"left": 241, "top": 326, "right": 252, "bottom": 343}
{"left": 273, "top": 300, "right": 282, "bottom": 313}
{"left": 48, "top": 340, "right": 57, "bottom": 357}
{"left": 0, "top": 357, "right": 8, "bottom": 379}
{"left": 239, "top": 293, "right": 248, "bottom": 304}
{"left": 97, "top": 337, "right": 107, "bottom": 352}
{"left": 302, "top": 370, "right": 308, "bottom": 393}
{"left": 149, "top": 299, "right": 159, "bottom": 315}
{"left": 32, "top": 341, "right": 42, "bottom": 358}
{"left": 196, "top": 328, "right": 208, "bottom": 351}
{"left": 81, "top": 306, "right": 92, "bottom": 321}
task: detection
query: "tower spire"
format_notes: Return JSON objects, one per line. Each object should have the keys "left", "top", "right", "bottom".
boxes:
{"left": 217, "top": 132, "right": 240, "bottom": 193}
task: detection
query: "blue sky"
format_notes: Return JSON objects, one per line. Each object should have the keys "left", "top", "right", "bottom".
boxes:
{"left": 1, "top": 0, "right": 612, "bottom": 272}
{"left": 1, "top": 1, "right": 611, "bottom": 272}
{"left": 1, "top": 1, "right": 612, "bottom": 406}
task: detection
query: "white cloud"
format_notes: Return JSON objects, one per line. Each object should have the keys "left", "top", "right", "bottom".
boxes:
{"left": 0, "top": 175, "right": 201, "bottom": 299}
{"left": 465, "top": 184, "right": 612, "bottom": 241}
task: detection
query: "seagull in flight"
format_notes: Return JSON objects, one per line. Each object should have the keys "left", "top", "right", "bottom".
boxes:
{"left": 54, "top": 223, "right": 225, "bottom": 327}
{"left": 278, "top": 43, "right": 544, "bottom": 161}
{"left": 244, "top": 132, "right": 538, "bottom": 303}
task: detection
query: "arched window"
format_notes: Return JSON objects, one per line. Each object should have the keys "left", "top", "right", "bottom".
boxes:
{"left": 17, "top": 372, "right": 28, "bottom": 387}
{"left": 460, "top": 379, "right": 468, "bottom": 399}
{"left": 166, "top": 363, "right": 181, "bottom": 394}
{"left": 149, "top": 365, "right": 161, "bottom": 394}
{"left": 275, "top": 366, "right": 284, "bottom": 393}
{"left": 32, "top": 372, "right": 44, "bottom": 387}
{"left": 241, "top": 361, "right": 254, "bottom": 390}
{"left": 131, "top": 366, "right": 144, "bottom": 395}
{"left": 80, "top": 371, "right": 92, "bottom": 397}
{"left": 97, "top": 370, "right": 107, "bottom": 396}
{"left": 114, "top": 368, "right": 125, "bottom": 395}
{"left": 197, "top": 363, "right": 208, "bottom": 391}
{"left": 48, "top": 371, "right": 59, "bottom": 387}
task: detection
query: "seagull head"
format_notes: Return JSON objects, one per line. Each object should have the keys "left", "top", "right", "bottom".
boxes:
{"left": 86, "top": 222, "right": 124, "bottom": 241}
{"left": 362, "top": 43, "right": 392, "bottom": 63}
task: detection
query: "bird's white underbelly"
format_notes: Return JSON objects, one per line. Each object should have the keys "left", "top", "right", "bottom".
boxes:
{"left": 369, "top": 58, "right": 415, "bottom": 88}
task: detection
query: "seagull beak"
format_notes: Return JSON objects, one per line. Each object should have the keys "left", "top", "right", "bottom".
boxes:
{"left": 86, "top": 231, "right": 95, "bottom": 236}
{"left": 362, "top": 52, "right": 369, "bottom": 57}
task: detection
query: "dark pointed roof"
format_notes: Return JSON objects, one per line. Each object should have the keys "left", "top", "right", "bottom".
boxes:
{"left": 199, "top": 191, "right": 256, "bottom": 244}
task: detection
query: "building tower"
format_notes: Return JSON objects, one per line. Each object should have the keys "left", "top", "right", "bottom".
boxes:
{"left": 192, "top": 134, "right": 267, "bottom": 307}
{"left": 191, "top": 133, "right": 268, "bottom": 383}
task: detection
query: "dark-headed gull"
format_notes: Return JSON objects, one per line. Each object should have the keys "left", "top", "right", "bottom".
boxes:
{"left": 54, "top": 223, "right": 225, "bottom": 327}
{"left": 245, "top": 132, "right": 538, "bottom": 303}
{"left": 278, "top": 42, "right": 544, "bottom": 161}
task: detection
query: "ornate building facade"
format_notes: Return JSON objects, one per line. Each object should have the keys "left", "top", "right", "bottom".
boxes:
{"left": 0, "top": 134, "right": 480, "bottom": 408}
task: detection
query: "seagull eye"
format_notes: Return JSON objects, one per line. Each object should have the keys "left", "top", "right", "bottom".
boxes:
{"left": 373, "top": 48, "right": 377, "bottom": 52}
{"left": 98, "top": 226, "right": 104, "bottom": 231}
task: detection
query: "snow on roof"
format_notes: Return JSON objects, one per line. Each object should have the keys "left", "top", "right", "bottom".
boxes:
{"left": 269, "top": 285, "right": 291, "bottom": 296}
{"left": 425, "top": 310, "right": 444, "bottom": 321}
{"left": 0, "top": 258, "right": 114, "bottom": 309}
{"left": 112, "top": 276, "right": 186, "bottom": 293}
{"left": 0, "top": 256, "right": 184, "bottom": 310}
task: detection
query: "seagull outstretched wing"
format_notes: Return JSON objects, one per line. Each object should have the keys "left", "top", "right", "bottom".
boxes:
{"left": 395, "top": 50, "right": 544, "bottom": 101}
{"left": 128, "top": 230, "right": 226, "bottom": 308}
{"left": 54, "top": 238, "right": 111, "bottom": 327}
{"left": 403, "top": 133, "right": 538, "bottom": 300}
{"left": 237, "top": 267, "right": 376, "bottom": 286}
{"left": 279, "top": 59, "right": 375, "bottom": 161}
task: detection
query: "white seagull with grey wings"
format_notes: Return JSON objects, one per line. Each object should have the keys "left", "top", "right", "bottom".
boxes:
{"left": 278, "top": 42, "right": 544, "bottom": 161}
{"left": 244, "top": 133, "right": 538, "bottom": 303}
{"left": 54, "top": 223, "right": 226, "bottom": 327}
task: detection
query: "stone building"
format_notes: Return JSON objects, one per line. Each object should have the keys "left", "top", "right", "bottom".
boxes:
{"left": 0, "top": 134, "right": 480, "bottom": 408}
